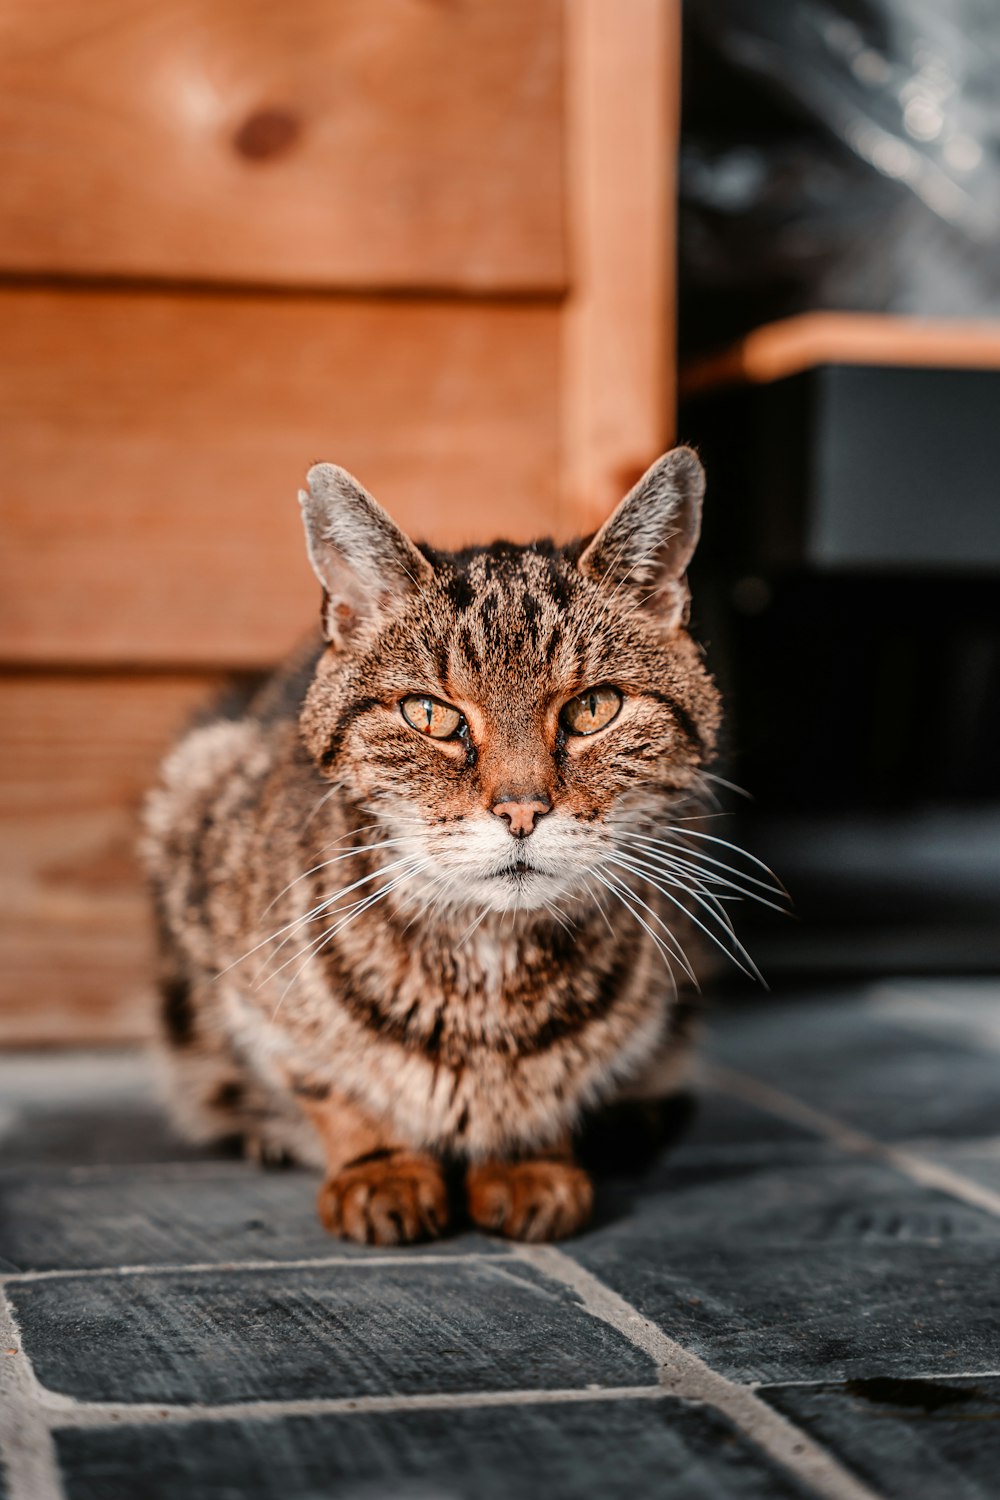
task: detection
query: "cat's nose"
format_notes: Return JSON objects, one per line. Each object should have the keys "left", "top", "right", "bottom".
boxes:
{"left": 491, "top": 794, "right": 552, "bottom": 839}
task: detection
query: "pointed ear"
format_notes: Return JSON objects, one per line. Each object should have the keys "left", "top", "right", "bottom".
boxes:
{"left": 299, "top": 464, "right": 435, "bottom": 644}
{"left": 577, "top": 447, "right": 705, "bottom": 629}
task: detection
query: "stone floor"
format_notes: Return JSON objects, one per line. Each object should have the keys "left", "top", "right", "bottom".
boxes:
{"left": 2, "top": 977, "right": 999, "bottom": 1500}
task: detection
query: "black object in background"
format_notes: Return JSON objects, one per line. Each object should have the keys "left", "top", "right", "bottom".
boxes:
{"left": 680, "top": 0, "right": 1000, "bottom": 356}
{"left": 678, "top": 2, "right": 1000, "bottom": 975}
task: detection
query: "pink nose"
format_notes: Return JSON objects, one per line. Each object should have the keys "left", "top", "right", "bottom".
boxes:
{"left": 491, "top": 795, "right": 552, "bottom": 838}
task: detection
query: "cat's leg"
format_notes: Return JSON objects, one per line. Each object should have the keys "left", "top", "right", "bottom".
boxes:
{"left": 157, "top": 947, "right": 323, "bottom": 1166}
{"left": 295, "top": 1083, "right": 449, "bottom": 1246}
{"left": 465, "top": 1137, "right": 593, "bottom": 1242}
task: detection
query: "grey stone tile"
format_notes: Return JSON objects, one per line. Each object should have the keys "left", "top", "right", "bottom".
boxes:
{"left": 868, "top": 977, "right": 1000, "bottom": 1059}
{"left": 568, "top": 1155, "right": 1000, "bottom": 1385}
{"left": 10, "top": 1261, "right": 654, "bottom": 1404}
{"left": 0, "top": 1164, "right": 500, "bottom": 1272}
{"left": 707, "top": 993, "right": 1000, "bottom": 1142}
{"left": 674, "top": 1089, "right": 820, "bottom": 1157}
{"left": 54, "top": 1400, "right": 819, "bottom": 1500}
{"left": 587, "top": 1090, "right": 834, "bottom": 1233}
{"left": 0, "top": 1086, "right": 820, "bottom": 1273}
{"left": 0, "top": 1052, "right": 204, "bottom": 1167}
{"left": 763, "top": 1377, "right": 1000, "bottom": 1500}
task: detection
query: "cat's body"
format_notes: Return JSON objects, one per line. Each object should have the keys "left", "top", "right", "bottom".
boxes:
{"left": 144, "top": 449, "right": 726, "bottom": 1243}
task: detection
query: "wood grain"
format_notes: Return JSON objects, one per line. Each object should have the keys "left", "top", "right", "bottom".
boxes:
{"left": 560, "top": 0, "right": 678, "bottom": 533}
{"left": 0, "top": 0, "right": 565, "bottom": 292}
{"left": 680, "top": 312, "right": 1000, "bottom": 396}
{"left": 0, "top": 285, "right": 561, "bottom": 667}
{"left": 0, "top": 674, "right": 224, "bottom": 1046}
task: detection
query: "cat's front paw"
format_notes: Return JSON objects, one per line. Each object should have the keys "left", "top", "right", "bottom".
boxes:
{"left": 317, "top": 1149, "right": 449, "bottom": 1246}
{"left": 466, "top": 1158, "right": 593, "bottom": 1242}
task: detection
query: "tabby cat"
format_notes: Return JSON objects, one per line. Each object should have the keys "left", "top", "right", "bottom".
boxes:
{"left": 144, "top": 447, "right": 759, "bottom": 1245}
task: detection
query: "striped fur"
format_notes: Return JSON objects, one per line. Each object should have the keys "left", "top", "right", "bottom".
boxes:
{"left": 143, "top": 449, "right": 723, "bottom": 1243}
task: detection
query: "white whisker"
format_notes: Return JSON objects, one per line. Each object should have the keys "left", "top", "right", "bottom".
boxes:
{"left": 224, "top": 853, "right": 420, "bottom": 979}
{"left": 266, "top": 861, "right": 431, "bottom": 1004}
{"left": 616, "top": 832, "right": 787, "bottom": 909}
{"left": 257, "top": 835, "right": 414, "bottom": 924}
{"left": 587, "top": 870, "right": 685, "bottom": 994}
{"left": 593, "top": 866, "right": 698, "bottom": 986}
{"left": 606, "top": 852, "right": 764, "bottom": 986}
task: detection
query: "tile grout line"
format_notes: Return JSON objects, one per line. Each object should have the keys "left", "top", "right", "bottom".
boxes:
{"left": 706, "top": 1063, "right": 1000, "bottom": 1220}
{"left": 0, "top": 1285, "right": 66, "bottom": 1500}
{"left": 30, "top": 1384, "right": 673, "bottom": 1429}
{"left": 0, "top": 1250, "right": 505, "bottom": 1287}
{"left": 512, "top": 1243, "right": 886, "bottom": 1500}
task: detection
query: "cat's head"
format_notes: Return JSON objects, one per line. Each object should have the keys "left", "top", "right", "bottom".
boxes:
{"left": 299, "top": 450, "right": 721, "bottom": 914}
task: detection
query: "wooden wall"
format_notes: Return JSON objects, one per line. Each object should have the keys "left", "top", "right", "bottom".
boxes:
{"left": 0, "top": 0, "right": 680, "bottom": 1044}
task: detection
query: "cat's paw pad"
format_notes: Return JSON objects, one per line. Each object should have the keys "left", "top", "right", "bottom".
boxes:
{"left": 317, "top": 1150, "right": 449, "bottom": 1245}
{"left": 466, "top": 1158, "right": 593, "bottom": 1241}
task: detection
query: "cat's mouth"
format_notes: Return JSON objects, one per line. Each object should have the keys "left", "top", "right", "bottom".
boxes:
{"left": 494, "top": 858, "right": 537, "bottom": 878}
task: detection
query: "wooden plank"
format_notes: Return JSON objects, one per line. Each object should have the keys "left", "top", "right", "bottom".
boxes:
{"left": 0, "top": 286, "right": 562, "bottom": 667}
{"left": 680, "top": 312, "right": 1000, "bottom": 396}
{"left": 0, "top": 0, "right": 565, "bottom": 292}
{"left": 559, "top": 0, "right": 679, "bottom": 534}
{"left": 0, "top": 673, "right": 225, "bottom": 1046}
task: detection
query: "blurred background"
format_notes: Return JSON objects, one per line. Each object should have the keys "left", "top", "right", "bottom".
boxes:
{"left": 1, "top": 0, "right": 998, "bottom": 1048}
{"left": 678, "top": 0, "right": 1000, "bottom": 977}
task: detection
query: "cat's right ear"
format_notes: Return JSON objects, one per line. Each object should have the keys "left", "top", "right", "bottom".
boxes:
{"left": 299, "top": 464, "right": 435, "bottom": 645}
{"left": 576, "top": 447, "right": 705, "bottom": 630}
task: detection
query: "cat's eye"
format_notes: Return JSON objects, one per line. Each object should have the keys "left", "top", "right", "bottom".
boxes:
{"left": 560, "top": 685, "right": 623, "bottom": 736}
{"left": 400, "top": 694, "right": 465, "bottom": 740}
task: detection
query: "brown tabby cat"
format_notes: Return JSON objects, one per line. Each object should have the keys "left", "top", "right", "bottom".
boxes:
{"left": 144, "top": 447, "right": 756, "bottom": 1246}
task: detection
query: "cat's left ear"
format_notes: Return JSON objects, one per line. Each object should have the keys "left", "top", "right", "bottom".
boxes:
{"left": 299, "top": 464, "right": 435, "bottom": 645}
{"left": 577, "top": 447, "right": 705, "bottom": 630}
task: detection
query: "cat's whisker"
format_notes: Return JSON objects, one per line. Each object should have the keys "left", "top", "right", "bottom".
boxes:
{"left": 605, "top": 852, "right": 764, "bottom": 986}
{"left": 257, "top": 835, "right": 415, "bottom": 924}
{"left": 630, "top": 832, "right": 785, "bottom": 896}
{"left": 699, "top": 770, "right": 754, "bottom": 800}
{"left": 539, "top": 895, "right": 576, "bottom": 937}
{"left": 611, "top": 852, "right": 749, "bottom": 942}
{"left": 306, "top": 819, "right": 407, "bottom": 859}
{"left": 264, "top": 861, "right": 431, "bottom": 997}
{"left": 592, "top": 865, "right": 699, "bottom": 984}
{"left": 690, "top": 779, "right": 723, "bottom": 813}
{"left": 662, "top": 827, "right": 788, "bottom": 893}
{"left": 616, "top": 831, "right": 788, "bottom": 909}
{"left": 588, "top": 881, "right": 618, "bottom": 939}
{"left": 402, "top": 865, "right": 460, "bottom": 931}
{"left": 609, "top": 850, "right": 741, "bottom": 943}
{"left": 227, "top": 853, "right": 421, "bottom": 978}
{"left": 586, "top": 869, "right": 686, "bottom": 994}
{"left": 269, "top": 872, "right": 427, "bottom": 1018}
{"left": 272, "top": 852, "right": 427, "bottom": 944}
{"left": 621, "top": 819, "right": 785, "bottom": 889}
{"left": 300, "top": 779, "right": 347, "bottom": 832}
{"left": 455, "top": 902, "right": 492, "bottom": 950}
{"left": 248, "top": 868, "right": 420, "bottom": 983}
{"left": 249, "top": 883, "right": 389, "bottom": 989}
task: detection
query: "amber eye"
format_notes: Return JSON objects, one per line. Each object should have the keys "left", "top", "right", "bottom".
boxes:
{"left": 400, "top": 694, "right": 465, "bottom": 740}
{"left": 560, "top": 685, "right": 623, "bottom": 736}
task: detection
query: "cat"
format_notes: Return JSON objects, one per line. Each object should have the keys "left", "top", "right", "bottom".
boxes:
{"left": 143, "top": 446, "right": 744, "bottom": 1246}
